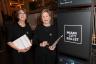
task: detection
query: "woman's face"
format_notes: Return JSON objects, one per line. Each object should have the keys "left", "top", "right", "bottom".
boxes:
{"left": 18, "top": 10, "right": 27, "bottom": 21}
{"left": 41, "top": 12, "right": 51, "bottom": 24}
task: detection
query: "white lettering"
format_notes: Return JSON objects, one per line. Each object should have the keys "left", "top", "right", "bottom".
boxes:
{"left": 66, "top": 31, "right": 79, "bottom": 42}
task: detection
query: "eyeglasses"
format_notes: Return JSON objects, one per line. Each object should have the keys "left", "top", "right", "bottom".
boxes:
{"left": 19, "top": 13, "right": 26, "bottom": 14}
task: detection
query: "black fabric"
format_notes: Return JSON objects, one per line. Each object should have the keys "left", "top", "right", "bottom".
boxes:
{"left": 7, "top": 22, "right": 33, "bottom": 64}
{"left": 33, "top": 24, "right": 58, "bottom": 64}
{"left": 7, "top": 22, "right": 32, "bottom": 42}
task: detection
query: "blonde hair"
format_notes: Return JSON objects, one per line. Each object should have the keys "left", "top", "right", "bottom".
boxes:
{"left": 40, "top": 9, "right": 54, "bottom": 25}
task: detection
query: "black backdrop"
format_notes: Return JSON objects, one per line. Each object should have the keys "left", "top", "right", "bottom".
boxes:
{"left": 58, "top": 0, "right": 92, "bottom": 7}
{"left": 57, "top": 7, "right": 92, "bottom": 60}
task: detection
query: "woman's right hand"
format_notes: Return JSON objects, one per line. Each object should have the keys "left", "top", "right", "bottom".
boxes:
{"left": 18, "top": 49, "right": 27, "bottom": 53}
{"left": 40, "top": 41, "right": 49, "bottom": 47}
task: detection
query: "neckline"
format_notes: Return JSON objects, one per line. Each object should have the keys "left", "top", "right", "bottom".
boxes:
{"left": 17, "top": 22, "right": 26, "bottom": 28}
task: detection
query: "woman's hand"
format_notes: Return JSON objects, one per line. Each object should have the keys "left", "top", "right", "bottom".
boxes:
{"left": 48, "top": 45, "right": 56, "bottom": 51}
{"left": 18, "top": 46, "right": 31, "bottom": 53}
{"left": 40, "top": 41, "right": 49, "bottom": 47}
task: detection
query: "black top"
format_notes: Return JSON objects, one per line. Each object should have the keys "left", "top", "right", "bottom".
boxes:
{"left": 33, "top": 24, "right": 58, "bottom": 46}
{"left": 7, "top": 22, "right": 33, "bottom": 42}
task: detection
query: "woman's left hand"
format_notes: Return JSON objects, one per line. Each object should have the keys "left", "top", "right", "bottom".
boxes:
{"left": 18, "top": 46, "right": 31, "bottom": 53}
{"left": 48, "top": 45, "right": 56, "bottom": 51}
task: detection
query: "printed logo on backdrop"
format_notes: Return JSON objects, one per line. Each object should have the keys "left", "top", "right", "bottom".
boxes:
{"left": 64, "top": 25, "right": 82, "bottom": 44}
{"left": 60, "top": 0, "right": 72, "bottom": 5}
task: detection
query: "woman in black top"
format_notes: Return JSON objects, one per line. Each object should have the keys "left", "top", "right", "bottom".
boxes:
{"left": 34, "top": 9, "right": 58, "bottom": 64}
{"left": 7, "top": 9, "right": 33, "bottom": 64}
